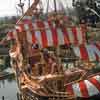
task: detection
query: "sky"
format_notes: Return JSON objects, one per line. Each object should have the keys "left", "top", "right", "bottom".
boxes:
{"left": 0, "top": 0, "right": 17, "bottom": 17}
{"left": 0, "top": 0, "right": 72, "bottom": 17}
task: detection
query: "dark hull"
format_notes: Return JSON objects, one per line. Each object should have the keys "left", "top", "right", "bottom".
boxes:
{"left": 77, "top": 93, "right": 100, "bottom": 100}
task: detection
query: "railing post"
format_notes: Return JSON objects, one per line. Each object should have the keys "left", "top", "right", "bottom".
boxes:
{"left": 17, "top": 92, "right": 22, "bottom": 100}
{"left": 2, "top": 96, "right": 4, "bottom": 100}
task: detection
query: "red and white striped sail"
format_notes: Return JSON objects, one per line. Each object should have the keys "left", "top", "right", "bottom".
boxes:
{"left": 73, "top": 43, "right": 100, "bottom": 61}
{"left": 16, "top": 19, "right": 86, "bottom": 48}
{"left": 66, "top": 75, "right": 100, "bottom": 98}
{"left": 7, "top": 31, "right": 16, "bottom": 40}
{"left": 6, "top": 27, "right": 20, "bottom": 41}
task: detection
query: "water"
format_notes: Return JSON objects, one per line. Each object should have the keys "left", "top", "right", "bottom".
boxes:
{"left": 0, "top": 68, "right": 19, "bottom": 100}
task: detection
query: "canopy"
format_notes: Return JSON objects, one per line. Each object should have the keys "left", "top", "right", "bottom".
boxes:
{"left": 15, "top": 18, "right": 86, "bottom": 48}
{"left": 66, "top": 75, "right": 100, "bottom": 98}
{"left": 72, "top": 43, "right": 100, "bottom": 61}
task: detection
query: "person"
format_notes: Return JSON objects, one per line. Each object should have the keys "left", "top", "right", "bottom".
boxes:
{"left": 42, "top": 48, "right": 49, "bottom": 62}
{"left": 48, "top": 57, "right": 58, "bottom": 74}
{"left": 27, "top": 64, "right": 32, "bottom": 75}
{"left": 42, "top": 50, "right": 57, "bottom": 74}
{"left": 64, "top": 67, "right": 87, "bottom": 83}
{"left": 28, "top": 43, "right": 40, "bottom": 65}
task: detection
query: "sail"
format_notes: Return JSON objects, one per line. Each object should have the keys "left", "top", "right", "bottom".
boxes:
{"left": 66, "top": 75, "right": 100, "bottom": 98}
{"left": 15, "top": 16, "right": 86, "bottom": 48}
{"left": 6, "top": 31, "right": 15, "bottom": 40}
{"left": 72, "top": 43, "right": 100, "bottom": 61}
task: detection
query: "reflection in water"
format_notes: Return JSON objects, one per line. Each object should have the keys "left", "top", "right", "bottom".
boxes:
{"left": 0, "top": 68, "right": 18, "bottom": 100}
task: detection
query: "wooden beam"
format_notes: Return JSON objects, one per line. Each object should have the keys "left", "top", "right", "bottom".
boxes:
{"left": 16, "top": 0, "right": 40, "bottom": 24}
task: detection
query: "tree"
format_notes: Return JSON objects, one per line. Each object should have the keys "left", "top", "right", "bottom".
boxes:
{"left": 73, "top": 0, "right": 100, "bottom": 25}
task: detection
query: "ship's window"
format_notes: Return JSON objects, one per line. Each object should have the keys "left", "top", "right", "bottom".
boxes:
{"left": 38, "top": 64, "right": 43, "bottom": 76}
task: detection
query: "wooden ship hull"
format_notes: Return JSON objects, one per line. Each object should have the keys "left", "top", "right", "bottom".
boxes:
{"left": 8, "top": 0, "right": 100, "bottom": 100}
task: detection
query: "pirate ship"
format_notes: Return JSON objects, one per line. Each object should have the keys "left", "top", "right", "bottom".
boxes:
{"left": 8, "top": 0, "right": 100, "bottom": 100}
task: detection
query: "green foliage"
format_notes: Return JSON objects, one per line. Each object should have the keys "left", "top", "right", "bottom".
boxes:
{"left": 92, "top": 63, "right": 100, "bottom": 73}
{"left": 0, "top": 56, "right": 11, "bottom": 71}
{"left": 5, "top": 56, "right": 11, "bottom": 67}
{"left": 0, "top": 16, "right": 19, "bottom": 50}
{"left": 0, "top": 16, "right": 19, "bottom": 29}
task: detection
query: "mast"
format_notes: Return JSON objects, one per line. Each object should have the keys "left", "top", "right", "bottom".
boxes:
{"left": 28, "top": 0, "right": 31, "bottom": 8}
{"left": 17, "top": 0, "right": 40, "bottom": 24}
{"left": 53, "top": 0, "right": 62, "bottom": 73}
{"left": 46, "top": 0, "right": 49, "bottom": 13}
{"left": 54, "top": 0, "right": 57, "bottom": 12}
{"left": 18, "top": 0, "right": 24, "bottom": 15}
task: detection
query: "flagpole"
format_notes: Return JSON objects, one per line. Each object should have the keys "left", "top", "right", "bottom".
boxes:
{"left": 54, "top": 0, "right": 57, "bottom": 12}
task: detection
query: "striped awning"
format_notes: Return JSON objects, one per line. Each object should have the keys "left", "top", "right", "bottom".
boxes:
{"left": 66, "top": 75, "right": 100, "bottom": 98}
{"left": 72, "top": 43, "right": 100, "bottom": 61}
{"left": 16, "top": 19, "right": 86, "bottom": 48}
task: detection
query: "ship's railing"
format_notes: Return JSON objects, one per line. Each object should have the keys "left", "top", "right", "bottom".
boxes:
{"left": 22, "top": 87, "right": 76, "bottom": 100}
{"left": 64, "top": 72, "right": 100, "bottom": 87}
